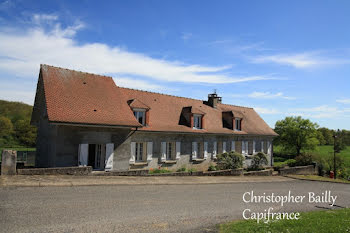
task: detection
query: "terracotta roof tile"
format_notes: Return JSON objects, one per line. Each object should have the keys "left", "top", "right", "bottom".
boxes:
{"left": 37, "top": 65, "right": 277, "bottom": 136}
{"left": 40, "top": 64, "right": 141, "bottom": 127}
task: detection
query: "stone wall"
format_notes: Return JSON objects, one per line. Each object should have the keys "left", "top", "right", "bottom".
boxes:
{"left": 279, "top": 165, "right": 316, "bottom": 176}
{"left": 17, "top": 166, "right": 92, "bottom": 175}
{"left": 244, "top": 169, "right": 273, "bottom": 176}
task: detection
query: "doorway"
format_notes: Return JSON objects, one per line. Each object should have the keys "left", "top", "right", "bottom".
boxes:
{"left": 88, "top": 144, "right": 106, "bottom": 170}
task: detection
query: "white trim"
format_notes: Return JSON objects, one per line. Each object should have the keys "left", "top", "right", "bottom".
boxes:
{"left": 192, "top": 142, "right": 198, "bottom": 159}
{"left": 204, "top": 142, "right": 208, "bottom": 159}
{"left": 130, "top": 142, "right": 136, "bottom": 164}
{"left": 231, "top": 141, "right": 235, "bottom": 152}
{"left": 253, "top": 141, "right": 256, "bottom": 154}
{"left": 213, "top": 141, "right": 217, "bottom": 159}
{"left": 223, "top": 141, "right": 226, "bottom": 153}
{"left": 147, "top": 142, "right": 153, "bottom": 161}
{"left": 161, "top": 142, "right": 167, "bottom": 162}
{"left": 105, "top": 143, "right": 114, "bottom": 170}
{"left": 78, "top": 144, "right": 88, "bottom": 166}
{"left": 176, "top": 142, "right": 181, "bottom": 159}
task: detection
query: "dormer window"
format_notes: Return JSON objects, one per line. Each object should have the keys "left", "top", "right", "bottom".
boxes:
{"left": 235, "top": 118, "right": 242, "bottom": 131}
{"left": 193, "top": 114, "right": 202, "bottom": 129}
{"left": 133, "top": 109, "right": 146, "bottom": 125}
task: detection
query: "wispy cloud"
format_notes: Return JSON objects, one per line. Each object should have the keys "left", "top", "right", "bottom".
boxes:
{"left": 0, "top": 14, "right": 276, "bottom": 84}
{"left": 336, "top": 99, "right": 350, "bottom": 104}
{"left": 113, "top": 77, "right": 166, "bottom": 92}
{"left": 254, "top": 107, "right": 281, "bottom": 115}
{"left": 181, "top": 32, "right": 192, "bottom": 41}
{"left": 288, "top": 105, "right": 350, "bottom": 119}
{"left": 248, "top": 91, "right": 295, "bottom": 100}
{"left": 252, "top": 52, "right": 350, "bottom": 69}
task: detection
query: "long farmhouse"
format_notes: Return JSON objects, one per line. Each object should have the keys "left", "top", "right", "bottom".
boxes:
{"left": 31, "top": 65, "right": 278, "bottom": 171}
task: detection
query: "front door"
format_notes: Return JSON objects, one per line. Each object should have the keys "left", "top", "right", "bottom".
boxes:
{"left": 94, "top": 144, "right": 105, "bottom": 170}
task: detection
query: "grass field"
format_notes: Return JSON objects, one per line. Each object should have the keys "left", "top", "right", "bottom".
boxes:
{"left": 219, "top": 208, "right": 350, "bottom": 233}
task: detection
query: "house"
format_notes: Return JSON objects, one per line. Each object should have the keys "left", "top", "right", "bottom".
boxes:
{"left": 31, "top": 64, "right": 278, "bottom": 171}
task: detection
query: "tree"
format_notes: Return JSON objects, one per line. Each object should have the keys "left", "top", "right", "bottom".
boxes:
{"left": 0, "top": 116, "right": 13, "bottom": 138}
{"left": 274, "top": 116, "right": 319, "bottom": 156}
{"left": 318, "top": 127, "right": 334, "bottom": 145}
{"left": 13, "top": 119, "right": 37, "bottom": 147}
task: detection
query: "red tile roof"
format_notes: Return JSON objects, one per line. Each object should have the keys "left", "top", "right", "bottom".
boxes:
{"left": 40, "top": 64, "right": 141, "bottom": 127}
{"left": 37, "top": 65, "right": 277, "bottom": 136}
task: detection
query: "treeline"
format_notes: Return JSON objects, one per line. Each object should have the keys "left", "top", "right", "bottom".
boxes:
{"left": 317, "top": 127, "right": 350, "bottom": 146}
{"left": 0, "top": 100, "right": 36, "bottom": 148}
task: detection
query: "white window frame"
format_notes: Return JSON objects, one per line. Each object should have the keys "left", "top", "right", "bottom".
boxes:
{"left": 193, "top": 114, "right": 202, "bottom": 129}
{"left": 235, "top": 118, "right": 241, "bottom": 131}
{"left": 135, "top": 142, "right": 144, "bottom": 162}
{"left": 133, "top": 108, "right": 146, "bottom": 125}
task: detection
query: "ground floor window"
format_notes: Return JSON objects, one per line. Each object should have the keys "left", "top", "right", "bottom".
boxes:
{"left": 166, "top": 142, "right": 174, "bottom": 160}
{"left": 135, "top": 142, "right": 144, "bottom": 162}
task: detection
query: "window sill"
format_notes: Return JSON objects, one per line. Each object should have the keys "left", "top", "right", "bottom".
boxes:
{"left": 192, "top": 158, "right": 205, "bottom": 162}
{"left": 162, "top": 160, "right": 177, "bottom": 164}
{"left": 132, "top": 162, "right": 148, "bottom": 166}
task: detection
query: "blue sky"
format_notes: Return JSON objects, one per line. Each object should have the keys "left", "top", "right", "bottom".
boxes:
{"left": 0, "top": 0, "right": 350, "bottom": 129}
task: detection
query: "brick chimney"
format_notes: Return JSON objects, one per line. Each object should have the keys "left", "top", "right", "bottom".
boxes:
{"left": 206, "top": 92, "right": 222, "bottom": 108}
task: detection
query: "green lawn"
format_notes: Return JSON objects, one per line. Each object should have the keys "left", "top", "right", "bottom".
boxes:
{"left": 219, "top": 208, "right": 350, "bottom": 233}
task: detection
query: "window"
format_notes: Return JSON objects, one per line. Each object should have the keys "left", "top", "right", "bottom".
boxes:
{"left": 135, "top": 142, "right": 144, "bottom": 161}
{"left": 166, "top": 142, "right": 174, "bottom": 160}
{"left": 235, "top": 118, "right": 242, "bottom": 131}
{"left": 133, "top": 110, "right": 146, "bottom": 125}
{"left": 193, "top": 114, "right": 202, "bottom": 129}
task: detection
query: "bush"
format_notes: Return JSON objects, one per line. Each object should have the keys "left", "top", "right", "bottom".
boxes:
{"left": 188, "top": 168, "right": 197, "bottom": 173}
{"left": 176, "top": 167, "right": 187, "bottom": 172}
{"left": 216, "top": 151, "right": 244, "bottom": 170}
{"left": 274, "top": 156, "right": 287, "bottom": 163}
{"left": 285, "top": 159, "right": 297, "bottom": 167}
{"left": 149, "top": 168, "right": 171, "bottom": 174}
{"left": 250, "top": 152, "right": 268, "bottom": 171}
{"left": 295, "top": 153, "right": 313, "bottom": 166}
{"left": 208, "top": 164, "right": 217, "bottom": 171}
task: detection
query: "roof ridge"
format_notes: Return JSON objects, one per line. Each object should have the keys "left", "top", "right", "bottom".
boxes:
{"left": 219, "top": 103, "right": 253, "bottom": 109}
{"left": 117, "top": 86, "right": 206, "bottom": 102}
{"left": 40, "top": 64, "right": 114, "bottom": 80}
{"left": 41, "top": 64, "right": 253, "bottom": 110}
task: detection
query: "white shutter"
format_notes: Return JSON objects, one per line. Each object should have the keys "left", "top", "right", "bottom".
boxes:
{"left": 161, "top": 142, "right": 166, "bottom": 162}
{"left": 147, "top": 142, "right": 153, "bottom": 162}
{"left": 130, "top": 142, "right": 136, "bottom": 164}
{"left": 78, "top": 144, "right": 88, "bottom": 166}
{"left": 242, "top": 141, "right": 245, "bottom": 154}
{"left": 204, "top": 142, "right": 208, "bottom": 159}
{"left": 231, "top": 141, "right": 235, "bottom": 152}
{"left": 253, "top": 141, "right": 256, "bottom": 155}
{"left": 176, "top": 142, "right": 181, "bottom": 159}
{"left": 105, "top": 143, "right": 114, "bottom": 170}
{"left": 246, "top": 141, "right": 249, "bottom": 155}
{"left": 261, "top": 141, "right": 264, "bottom": 153}
{"left": 213, "top": 141, "right": 217, "bottom": 159}
{"left": 223, "top": 141, "right": 226, "bottom": 153}
{"left": 192, "top": 142, "right": 198, "bottom": 159}
{"left": 268, "top": 141, "right": 272, "bottom": 155}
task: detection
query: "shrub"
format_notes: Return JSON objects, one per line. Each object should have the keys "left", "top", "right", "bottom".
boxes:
{"left": 285, "top": 159, "right": 297, "bottom": 167}
{"left": 208, "top": 164, "right": 217, "bottom": 171}
{"left": 216, "top": 151, "right": 244, "bottom": 170}
{"left": 250, "top": 152, "right": 268, "bottom": 171}
{"left": 176, "top": 167, "right": 187, "bottom": 172}
{"left": 188, "top": 168, "right": 197, "bottom": 173}
{"left": 149, "top": 168, "right": 171, "bottom": 174}
{"left": 295, "top": 153, "right": 313, "bottom": 166}
{"left": 274, "top": 156, "right": 287, "bottom": 163}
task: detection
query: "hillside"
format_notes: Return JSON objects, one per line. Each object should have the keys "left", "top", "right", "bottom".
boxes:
{"left": 0, "top": 99, "right": 36, "bottom": 148}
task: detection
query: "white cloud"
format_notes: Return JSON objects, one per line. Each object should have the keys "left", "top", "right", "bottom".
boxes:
{"left": 288, "top": 105, "right": 350, "bottom": 119}
{"left": 113, "top": 77, "right": 166, "bottom": 92}
{"left": 181, "top": 32, "right": 192, "bottom": 41}
{"left": 336, "top": 99, "right": 350, "bottom": 104}
{"left": 0, "top": 15, "right": 275, "bottom": 84}
{"left": 32, "top": 13, "right": 58, "bottom": 24}
{"left": 252, "top": 52, "right": 350, "bottom": 68}
{"left": 254, "top": 107, "right": 280, "bottom": 115}
{"left": 248, "top": 91, "right": 295, "bottom": 100}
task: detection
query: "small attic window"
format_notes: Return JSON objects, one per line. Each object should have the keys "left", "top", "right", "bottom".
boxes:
{"left": 193, "top": 114, "right": 202, "bottom": 129}
{"left": 133, "top": 109, "right": 146, "bottom": 125}
{"left": 235, "top": 118, "right": 242, "bottom": 131}
{"left": 83, "top": 82, "right": 87, "bottom": 84}
{"left": 93, "top": 109, "right": 97, "bottom": 112}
